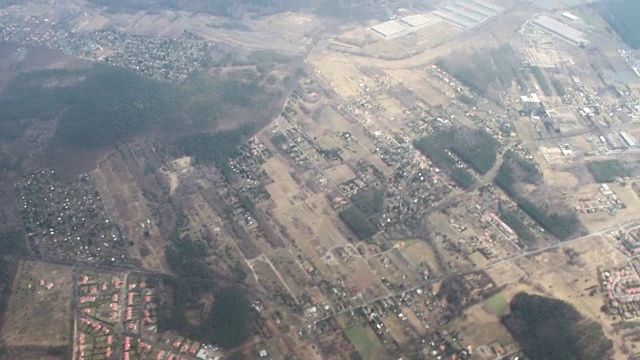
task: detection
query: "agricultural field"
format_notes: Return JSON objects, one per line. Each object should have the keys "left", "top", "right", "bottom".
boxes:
{"left": 2, "top": 261, "right": 73, "bottom": 347}
{"left": 3, "top": 0, "right": 640, "bottom": 359}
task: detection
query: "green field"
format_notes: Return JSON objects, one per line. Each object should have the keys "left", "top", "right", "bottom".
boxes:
{"left": 345, "top": 325, "right": 374, "bottom": 359}
{"left": 485, "top": 292, "right": 509, "bottom": 316}
{"left": 586, "top": 160, "right": 631, "bottom": 183}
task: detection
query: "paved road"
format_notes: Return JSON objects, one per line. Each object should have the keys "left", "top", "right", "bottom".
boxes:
{"left": 308, "top": 218, "right": 640, "bottom": 325}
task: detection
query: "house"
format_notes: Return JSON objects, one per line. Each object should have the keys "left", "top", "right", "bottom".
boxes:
{"left": 189, "top": 342, "right": 200, "bottom": 354}
{"left": 113, "top": 277, "right": 121, "bottom": 289}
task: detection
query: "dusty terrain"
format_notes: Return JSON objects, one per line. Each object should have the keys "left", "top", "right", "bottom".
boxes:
{"left": 2, "top": 261, "right": 73, "bottom": 347}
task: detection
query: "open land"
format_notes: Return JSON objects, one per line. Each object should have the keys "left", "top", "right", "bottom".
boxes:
{"left": 2, "top": 261, "right": 73, "bottom": 347}
{"left": 2, "top": 0, "right": 640, "bottom": 359}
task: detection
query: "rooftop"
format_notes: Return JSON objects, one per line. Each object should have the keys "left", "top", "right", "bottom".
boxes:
{"left": 371, "top": 20, "right": 410, "bottom": 38}
{"left": 532, "top": 15, "right": 590, "bottom": 45}
{"left": 400, "top": 14, "right": 434, "bottom": 27}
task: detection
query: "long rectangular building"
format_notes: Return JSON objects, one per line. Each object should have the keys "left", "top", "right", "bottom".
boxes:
{"left": 434, "top": 0, "right": 504, "bottom": 29}
{"left": 532, "top": 15, "right": 590, "bottom": 46}
{"left": 620, "top": 131, "right": 637, "bottom": 147}
{"left": 371, "top": 20, "right": 411, "bottom": 39}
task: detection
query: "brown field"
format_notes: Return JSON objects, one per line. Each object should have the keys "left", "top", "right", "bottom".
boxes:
{"left": 2, "top": 261, "right": 73, "bottom": 347}
{"left": 398, "top": 239, "right": 444, "bottom": 275}
{"left": 325, "top": 164, "right": 358, "bottom": 185}
{"left": 579, "top": 183, "right": 640, "bottom": 233}
{"left": 484, "top": 261, "right": 527, "bottom": 288}
{"left": 377, "top": 96, "right": 406, "bottom": 119}
{"left": 387, "top": 69, "right": 450, "bottom": 107}
{"left": 484, "top": 236, "right": 630, "bottom": 360}
{"left": 5, "top": 1, "right": 636, "bottom": 359}
{"left": 468, "top": 251, "right": 491, "bottom": 268}
{"left": 70, "top": 8, "right": 313, "bottom": 53}
{"left": 3, "top": 347, "right": 64, "bottom": 360}
{"left": 250, "top": 258, "right": 293, "bottom": 300}
{"left": 92, "top": 150, "right": 167, "bottom": 272}
{"left": 402, "top": 306, "right": 428, "bottom": 336}
{"left": 311, "top": 59, "right": 365, "bottom": 98}
{"left": 453, "top": 302, "right": 515, "bottom": 352}
{"left": 317, "top": 331, "right": 358, "bottom": 360}
{"left": 268, "top": 249, "right": 313, "bottom": 298}
{"left": 317, "top": 106, "right": 356, "bottom": 133}
{"left": 546, "top": 170, "right": 579, "bottom": 188}
{"left": 381, "top": 313, "right": 413, "bottom": 346}
{"left": 289, "top": 342, "right": 324, "bottom": 360}
{"left": 262, "top": 152, "right": 309, "bottom": 213}
{"left": 341, "top": 258, "right": 388, "bottom": 299}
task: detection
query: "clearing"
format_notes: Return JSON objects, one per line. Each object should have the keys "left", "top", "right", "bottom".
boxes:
{"left": 2, "top": 260, "right": 73, "bottom": 347}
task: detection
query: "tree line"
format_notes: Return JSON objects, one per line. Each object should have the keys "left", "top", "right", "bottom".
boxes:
{"left": 494, "top": 160, "right": 580, "bottom": 240}
{"left": 414, "top": 127, "right": 500, "bottom": 189}
{"left": 502, "top": 292, "right": 613, "bottom": 360}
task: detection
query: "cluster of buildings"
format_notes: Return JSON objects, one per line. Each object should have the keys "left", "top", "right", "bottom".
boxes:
{"left": 77, "top": 317, "right": 113, "bottom": 360}
{"left": 371, "top": 0, "right": 504, "bottom": 40}
{"left": 303, "top": 283, "right": 478, "bottom": 359}
{"left": 75, "top": 268, "right": 227, "bottom": 359}
{"left": 0, "top": 10, "right": 212, "bottom": 81}
{"left": 434, "top": 0, "right": 505, "bottom": 30}
{"left": 155, "top": 334, "right": 222, "bottom": 360}
{"left": 600, "top": 267, "right": 640, "bottom": 319}
{"left": 616, "top": 228, "right": 640, "bottom": 258}
{"left": 270, "top": 125, "right": 314, "bottom": 169}
{"left": 76, "top": 270, "right": 166, "bottom": 359}
{"left": 576, "top": 184, "right": 625, "bottom": 216}
{"left": 15, "top": 170, "right": 128, "bottom": 264}
{"left": 224, "top": 138, "right": 276, "bottom": 229}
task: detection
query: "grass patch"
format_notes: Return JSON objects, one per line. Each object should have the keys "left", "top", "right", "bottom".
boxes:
{"left": 587, "top": 160, "right": 631, "bottom": 183}
{"left": 345, "top": 325, "right": 374, "bottom": 360}
{"left": 485, "top": 292, "right": 509, "bottom": 316}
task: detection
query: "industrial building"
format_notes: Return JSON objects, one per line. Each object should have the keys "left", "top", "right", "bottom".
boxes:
{"left": 524, "top": 0, "right": 600, "bottom": 11}
{"left": 620, "top": 131, "right": 637, "bottom": 148}
{"left": 532, "top": 15, "right": 590, "bottom": 46}
{"left": 433, "top": 0, "right": 504, "bottom": 29}
{"left": 561, "top": 12, "right": 579, "bottom": 21}
{"left": 371, "top": 20, "right": 411, "bottom": 39}
{"left": 371, "top": 14, "right": 440, "bottom": 39}
{"left": 521, "top": 93, "right": 541, "bottom": 103}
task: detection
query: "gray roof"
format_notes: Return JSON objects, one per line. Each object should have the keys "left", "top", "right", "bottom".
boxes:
{"left": 532, "top": 15, "right": 590, "bottom": 45}
{"left": 371, "top": 20, "right": 410, "bottom": 37}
